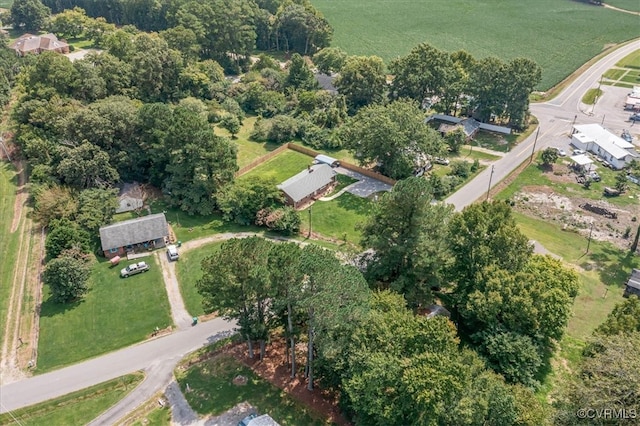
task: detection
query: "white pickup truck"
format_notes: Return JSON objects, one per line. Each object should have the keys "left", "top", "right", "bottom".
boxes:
{"left": 120, "top": 261, "right": 150, "bottom": 278}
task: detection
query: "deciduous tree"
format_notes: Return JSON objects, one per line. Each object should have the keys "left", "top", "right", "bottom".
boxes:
{"left": 217, "top": 176, "right": 283, "bottom": 225}
{"left": 334, "top": 55, "right": 386, "bottom": 113}
{"left": 10, "top": 0, "right": 50, "bottom": 31}
{"left": 43, "top": 254, "right": 91, "bottom": 303}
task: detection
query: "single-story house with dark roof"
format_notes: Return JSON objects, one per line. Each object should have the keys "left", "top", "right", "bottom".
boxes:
{"left": 624, "top": 269, "right": 640, "bottom": 298}
{"left": 277, "top": 164, "right": 337, "bottom": 209}
{"left": 99, "top": 213, "right": 169, "bottom": 259}
{"left": 438, "top": 117, "right": 481, "bottom": 140}
{"left": 9, "top": 33, "right": 70, "bottom": 56}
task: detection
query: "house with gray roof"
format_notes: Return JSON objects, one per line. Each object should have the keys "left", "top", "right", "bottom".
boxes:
{"left": 624, "top": 269, "right": 640, "bottom": 298}
{"left": 277, "top": 164, "right": 336, "bottom": 209}
{"left": 99, "top": 213, "right": 169, "bottom": 259}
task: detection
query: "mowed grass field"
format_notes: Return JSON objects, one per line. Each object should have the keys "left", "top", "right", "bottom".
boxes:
{"left": 605, "top": 0, "right": 640, "bottom": 12}
{"left": 312, "top": 0, "right": 640, "bottom": 90}
{"left": 37, "top": 256, "right": 172, "bottom": 372}
{"left": 0, "top": 162, "right": 20, "bottom": 347}
{"left": 175, "top": 241, "right": 224, "bottom": 317}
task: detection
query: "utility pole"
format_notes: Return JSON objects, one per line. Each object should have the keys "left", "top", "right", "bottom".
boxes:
{"left": 586, "top": 222, "right": 595, "bottom": 254}
{"left": 529, "top": 127, "right": 540, "bottom": 163}
{"left": 486, "top": 165, "right": 495, "bottom": 201}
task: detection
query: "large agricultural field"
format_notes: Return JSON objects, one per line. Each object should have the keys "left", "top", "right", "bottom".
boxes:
{"left": 312, "top": 0, "right": 640, "bottom": 90}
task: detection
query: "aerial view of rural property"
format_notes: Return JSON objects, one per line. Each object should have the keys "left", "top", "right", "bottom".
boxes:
{"left": 1, "top": 0, "right": 640, "bottom": 424}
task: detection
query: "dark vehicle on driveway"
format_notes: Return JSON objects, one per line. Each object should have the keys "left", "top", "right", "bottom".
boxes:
{"left": 630, "top": 114, "right": 640, "bottom": 122}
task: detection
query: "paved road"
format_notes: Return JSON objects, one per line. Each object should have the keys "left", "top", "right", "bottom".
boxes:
{"left": 445, "top": 38, "right": 640, "bottom": 211}
{"left": 0, "top": 318, "right": 235, "bottom": 414}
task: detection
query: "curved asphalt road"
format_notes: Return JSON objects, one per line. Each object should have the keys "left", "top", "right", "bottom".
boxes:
{"left": 446, "top": 38, "right": 640, "bottom": 211}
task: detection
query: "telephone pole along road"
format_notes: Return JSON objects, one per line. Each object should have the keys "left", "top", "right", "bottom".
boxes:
{"left": 445, "top": 38, "right": 640, "bottom": 211}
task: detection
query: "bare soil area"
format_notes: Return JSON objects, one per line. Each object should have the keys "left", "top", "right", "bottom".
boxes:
{"left": 222, "top": 338, "right": 350, "bottom": 426}
{"left": 509, "top": 167, "right": 638, "bottom": 250}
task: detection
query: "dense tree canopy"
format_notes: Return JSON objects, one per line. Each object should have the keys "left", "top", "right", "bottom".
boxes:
{"left": 339, "top": 99, "right": 445, "bottom": 179}
{"left": 360, "top": 177, "right": 453, "bottom": 307}
{"left": 11, "top": 0, "right": 50, "bottom": 31}
{"left": 334, "top": 55, "right": 386, "bottom": 113}
{"left": 43, "top": 254, "right": 91, "bottom": 303}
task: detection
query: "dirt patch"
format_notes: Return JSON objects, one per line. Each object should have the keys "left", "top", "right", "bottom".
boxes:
{"left": 223, "top": 339, "right": 350, "bottom": 426}
{"left": 511, "top": 180, "right": 637, "bottom": 250}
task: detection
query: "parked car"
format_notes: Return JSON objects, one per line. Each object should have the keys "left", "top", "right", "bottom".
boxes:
{"left": 573, "top": 149, "right": 586, "bottom": 155}
{"left": 120, "top": 261, "right": 150, "bottom": 278}
{"left": 630, "top": 114, "right": 640, "bottom": 122}
{"left": 621, "top": 130, "right": 633, "bottom": 142}
{"left": 434, "top": 157, "right": 450, "bottom": 165}
{"left": 166, "top": 244, "right": 179, "bottom": 261}
{"left": 588, "top": 171, "right": 601, "bottom": 182}
{"left": 555, "top": 148, "right": 567, "bottom": 157}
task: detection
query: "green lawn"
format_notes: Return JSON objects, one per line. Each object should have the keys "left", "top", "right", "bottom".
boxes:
{"left": 325, "top": 173, "right": 358, "bottom": 196}
{"left": 0, "top": 373, "right": 144, "bottom": 426}
{"left": 621, "top": 71, "right": 640, "bottom": 83}
{"left": 216, "top": 116, "right": 282, "bottom": 168}
{"left": 471, "top": 130, "right": 519, "bottom": 153}
{"left": 306, "top": 193, "right": 372, "bottom": 244}
{"left": 0, "top": 0, "right": 12, "bottom": 8}
{"left": 175, "top": 241, "right": 225, "bottom": 317}
{"left": 603, "top": 68, "right": 626, "bottom": 79}
{"left": 37, "top": 256, "right": 172, "bottom": 372}
{"left": 616, "top": 49, "right": 640, "bottom": 68}
{"left": 496, "top": 158, "right": 640, "bottom": 208}
{"left": 582, "top": 88, "right": 602, "bottom": 105}
{"left": 176, "top": 353, "right": 327, "bottom": 425}
{"left": 0, "top": 162, "right": 20, "bottom": 347}
{"left": 312, "top": 0, "right": 640, "bottom": 90}
{"left": 453, "top": 146, "right": 502, "bottom": 162}
{"left": 289, "top": 141, "right": 358, "bottom": 164}
{"left": 238, "top": 150, "right": 313, "bottom": 183}
{"left": 130, "top": 406, "right": 171, "bottom": 426}
{"left": 606, "top": 0, "right": 640, "bottom": 13}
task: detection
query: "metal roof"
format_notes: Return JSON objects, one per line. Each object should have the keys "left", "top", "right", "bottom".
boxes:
{"left": 573, "top": 124, "right": 636, "bottom": 160}
{"left": 570, "top": 154, "right": 593, "bottom": 166}
{"left": 314, "top": 154, "right": 338, "bottom": 165}
{"left": 99, "top": 213, "right": 168, "bottom": 251}
{"left": 277, "top": 164, "right": 336, "bottom": 203}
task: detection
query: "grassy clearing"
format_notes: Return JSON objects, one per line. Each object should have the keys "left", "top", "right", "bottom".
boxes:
{"left": 453, "top": 146, "right": 502, "bottom": 162}
{"left": 471, "top": 130, "right": 518, "bottom": 153}
{"left": 313, "top": 0, "right": 639, "bottom": 90}
{"left": 37, "top": 256, "right": 172, "bottom": 372}
{"left": 176, "top": 353, "right": 327, "bottom": 425}
{"left": 130, "top": 406, "right": 171, "bottom": 426}
{"left": 0, "top": 162, "right": 20, "bottom": 346}
{"left": 603, "top": 68, "right": 627, "bottom": 79}
{"left": 621, "top": 72, "right": 640, "bottom": 83}
{"left": 289, "top": 141, "right": 358, "bottom": 164}
{"left": 616, "top": 49, "right": 640, "bottom": 68}
{"left": 306, "top": 193, "right": 372, "bottom": 244}
{"left": 614, "top": 81, "right": 635, "bottom": 88}
{"left": 175, "top": 241, "right": 224, "bottom": 316}
{"left": 0, "top": 0, "right": 12, "bottom": 8}
{"left": 216, "top": 116, "right": 281, "bottom": 168}
{"left": 582, "top": 88, "right": 603, "bottom": 105}
{"left": 0, "top": 373, "right": 144, "bottom": 426}
{"left": 238, "top": 150, "right": 312, "bottom": 183}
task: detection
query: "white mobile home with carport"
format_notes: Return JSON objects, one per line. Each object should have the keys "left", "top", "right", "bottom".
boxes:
{"left": 571, "top": 124, "right": 638, "bottom": 170}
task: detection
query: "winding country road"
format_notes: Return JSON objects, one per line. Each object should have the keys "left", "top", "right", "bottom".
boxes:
{"left": 1, "top": 39, "right": 640, "bottom": 423}
{"left": 446, "top": 38, "right": 640, "bottom": 211}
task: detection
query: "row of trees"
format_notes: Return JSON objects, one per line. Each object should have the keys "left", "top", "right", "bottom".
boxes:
{"left": 197, "top": 236, "right": 547, "bottom": 425}
{"left": 11, "top": 0, "right": 332, "bottom": 66}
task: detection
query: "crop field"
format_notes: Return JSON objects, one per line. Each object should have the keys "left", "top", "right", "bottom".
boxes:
{"left": 312, "top": 0, "right": 640, "bottom": 90}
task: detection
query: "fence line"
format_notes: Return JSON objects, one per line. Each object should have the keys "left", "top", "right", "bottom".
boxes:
{"left": 235, "top": 144, "right": 290, "bottom": 177}
{"left": 236, "top": 142, "right": 396, "bottom": 186}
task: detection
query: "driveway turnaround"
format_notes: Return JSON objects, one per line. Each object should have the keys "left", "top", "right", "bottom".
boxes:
{"left": 335, "top": 167, "right": 393, "bottom": 197}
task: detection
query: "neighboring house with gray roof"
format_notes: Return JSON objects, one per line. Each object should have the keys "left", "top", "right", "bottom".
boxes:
{"left": 277, "top": 164, "right": 336, "bottom": 209}
{"left": 624, "top": 269, "right": 640, "bottom": 298}
{"left": 9, "top": 33, "right": 70, "bottom": 56}
{"left": 99, "top": 213, "right": 169, "bottom": 259}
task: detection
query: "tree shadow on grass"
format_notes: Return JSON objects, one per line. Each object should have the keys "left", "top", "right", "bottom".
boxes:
{"left": 585, "top": 246, "right": 639, "bottom": 287}
{"left": 39, "top": 296, "right": 84, "bottom": 318}
{"left": 334, "top": 193, "right": 372, "bottom": 214}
